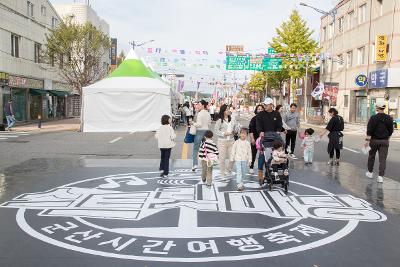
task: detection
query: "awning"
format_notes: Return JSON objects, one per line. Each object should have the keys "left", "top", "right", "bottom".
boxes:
{"left": 29, "top": 89, "right": 47, "bottom": 96}
{"left": 48, "top": 90, "right": 71, "bottom": 97}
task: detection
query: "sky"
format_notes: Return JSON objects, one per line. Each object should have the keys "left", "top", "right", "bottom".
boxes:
{"left": 50, "top": 0, "right": 336, "bottom": 93}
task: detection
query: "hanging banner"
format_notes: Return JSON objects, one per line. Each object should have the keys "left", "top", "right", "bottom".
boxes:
{"left": 375, "top": 35, "right": 387, "bottom": 62}
{"left": 110, "top": 38, "right": 117, "bottom": 66}
{"left": 226, "top": 45, "right": 244, "bottom": 52}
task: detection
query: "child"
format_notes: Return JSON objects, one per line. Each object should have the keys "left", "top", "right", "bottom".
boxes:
{"left": 271, "top": 141, "right": 289, "bottom": 179}
{"left": 302, "top": 128, "right": 319, "bottom": 164}
{"left": 230, "top": 128, "right": 252, "bottom": 191}
{"left": 198, "top": 130, "right": 219, "bottom": 188}
{"left": 155, "top": 115, "right": 176, "bottom": 177}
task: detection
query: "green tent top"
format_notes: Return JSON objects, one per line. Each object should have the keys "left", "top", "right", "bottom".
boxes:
{"left": 108, "top": 49, "right": 159, "bottom": 79}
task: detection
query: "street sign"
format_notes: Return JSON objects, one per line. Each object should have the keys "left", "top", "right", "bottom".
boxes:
{"left": 226, "top": 56, "right": 282, "bottom": 71}
{"left": 355, "top": 74, "right": 368, "bottom": 87}
{"left": 375, "top": 35, "right": 387, "bottom": 62}
{"left": 263, "top": 58, "right": 282, "bottom": 71}
{"left": 368, "top": 69, "right": 388, "bottom": 88}
{"left": 267, "top": 47, "right": 276, "bottom": 54}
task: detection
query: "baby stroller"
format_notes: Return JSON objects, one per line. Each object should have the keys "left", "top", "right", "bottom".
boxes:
{"left": 262, "top": 132, "right": 290, "bottom": 194}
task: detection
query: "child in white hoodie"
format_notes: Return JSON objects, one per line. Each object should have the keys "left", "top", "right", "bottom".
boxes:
{"left": 155, "top": 115, "right": 177, "bottom": 177}
{"left": 230, "top": 128, "right": 252, "bottom": 191}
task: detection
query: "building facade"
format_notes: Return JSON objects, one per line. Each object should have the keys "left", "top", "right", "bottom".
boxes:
{"left": 0, "top": 0, "right": 73, "bottom": 123}
{"left": 320, "top": 0, "right": 400, "bottom": 123}
{"left": 54, "top": 2, "right": 111, "bottom": 78}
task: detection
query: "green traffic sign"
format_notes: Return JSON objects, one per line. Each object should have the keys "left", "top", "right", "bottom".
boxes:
{"left": 225, "top": 56, "right": 282, "bottom": 71}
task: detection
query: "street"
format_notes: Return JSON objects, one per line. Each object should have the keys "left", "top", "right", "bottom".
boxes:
{"left": 1, "top": 118, "right": 400, "bottom": 267}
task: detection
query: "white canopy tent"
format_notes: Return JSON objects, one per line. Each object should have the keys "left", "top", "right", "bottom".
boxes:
{"left": 81, "top": 50, "right": 171, "bottom": 132}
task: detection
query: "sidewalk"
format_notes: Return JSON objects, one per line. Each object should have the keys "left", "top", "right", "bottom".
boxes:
{"left": 7, "top": 118, "right": 80, "bottom": 133}
{"left": 303, "top": 121, "right": 400, "bottom": 137}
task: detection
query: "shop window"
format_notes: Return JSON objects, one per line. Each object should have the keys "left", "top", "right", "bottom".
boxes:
{"left": 344, "top": 95, "right": 349, "bottom": 108}
{"left": 11, "top": 34, "right": 19, "bottom": 58}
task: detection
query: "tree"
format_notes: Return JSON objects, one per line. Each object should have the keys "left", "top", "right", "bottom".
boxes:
{"left": 265, "top": 69, "right": 290, "bottom": 98}
{"left": 246, "top": 72, "right": 267, "bottom": 102}
{"left": 117, "top": 50, "right": 126, "bottom": 66}
{"left": 269, "top": 10, "right": 318, "bottom": 99}
{"left": 44, "top": 20, "right": 111, "bottom": 95}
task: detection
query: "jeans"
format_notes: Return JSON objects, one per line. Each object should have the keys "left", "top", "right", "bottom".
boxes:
{"left": 6, "top": 115, "right": 15, "bottom": 129}
{"left": 304, "top": 148, "right": 314, "bottom": 162}
{"left": 235, "top": 161, "right": 248, "bottom": 186}
{"left": 285, "top": 130, "right": 297, "bottom": 154}
{"left": 159, "top": 148, "right": 172, "bottom": 175}
{"left": 368, "top": 139, "right": 389, "bottom": 176}
{"left": 257, "top": 152, "right": 265, "bottom": 171}
{"left": 193, "top": 130, "right": 206, "bottom": 166}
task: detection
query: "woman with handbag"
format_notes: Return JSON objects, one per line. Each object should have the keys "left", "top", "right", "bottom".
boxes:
{"left": 214, "top": 104, "right": 237, "bottom": 179}
{"left": 191, "top": 100, "right": 212, "bottom": 171}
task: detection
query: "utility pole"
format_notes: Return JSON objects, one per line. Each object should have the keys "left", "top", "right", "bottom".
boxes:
{"left": 304, "top": 58, "right": 309, "bottom": 122}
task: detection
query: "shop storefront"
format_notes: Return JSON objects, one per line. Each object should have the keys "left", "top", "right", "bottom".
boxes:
{"left": 355, "top": 90, "right": 368, "bottom": 123}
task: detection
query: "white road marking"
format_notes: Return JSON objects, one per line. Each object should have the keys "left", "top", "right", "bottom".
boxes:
{"left": 0, "top": 135, "right": 18, "bottom": 138}
{"left": 109, "top": 137, "right": 123, "bottom": 144}
{"left": 129, "top": 131, "right": 136, "bottom": 135}
{"left": 343, "top": 147, "right": 360, "bottom": 153}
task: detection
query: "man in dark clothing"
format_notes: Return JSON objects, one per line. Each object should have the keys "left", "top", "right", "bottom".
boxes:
{"left": 249, "top": 104, "right": 265, "bottom": 177}
{"left": 365, "top": 100, "right": 394, "bottom": 183}
{"left": 4, "top": 99, "right": 15, "bottom": 131}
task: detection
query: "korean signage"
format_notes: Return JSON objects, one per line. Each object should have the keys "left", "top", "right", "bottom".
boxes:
{"left": 368, "top": 69, "right": 388, "bottom": 89}
{"left": 9, "top": 75, "right": 43, "bottom": 89}
{"left": 0, "top": 72, "right": 9, "bottom": 86}
{"left": 375, "top": 35, "right": 387, "bottom": 62}
{"left": 355, "top": 74, "right": 368, "bottom": 87}
{"left": 267, "top": 47, "right": 276, "bottom": 54}
{"left": 226, "top": 56, "right": 282, "bottom": 71}
{"left": 110, "top": 38, "right": 117, "bottom": 66}
{"left": 226, "top": 45, "right": 244, "bottom": 52}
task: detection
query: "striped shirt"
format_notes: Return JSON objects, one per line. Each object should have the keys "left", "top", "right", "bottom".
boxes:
{"left": 199, "top": 139, "right": 219, "bottom": 159}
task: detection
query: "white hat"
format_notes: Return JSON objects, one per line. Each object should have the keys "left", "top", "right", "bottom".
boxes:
{"left": 263, "top": 97, "right": 274, "bottom": 105}
{"left": 375, "top": 99, "right": 386, "bottom": 109}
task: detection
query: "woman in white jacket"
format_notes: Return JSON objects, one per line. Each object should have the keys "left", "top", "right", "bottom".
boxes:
{"left": 214, "top": 104, "right": 237, "bottom": 178}
{"left": 155, "top": 115, "right": 177, "bottom": 177}
{"left": 191, "top": 100, "right": 211, "bottom": 171}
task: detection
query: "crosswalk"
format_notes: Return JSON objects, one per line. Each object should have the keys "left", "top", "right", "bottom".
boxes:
{"left": 0, "top": 131, "right": 30, "bottom": 141}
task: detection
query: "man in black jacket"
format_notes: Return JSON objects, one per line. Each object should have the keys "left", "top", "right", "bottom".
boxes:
{"left": 365, "top": 100, "right": 394, "bottom": 183}
{"left": 256, "top": 97, "right": 283, "bottom": 135}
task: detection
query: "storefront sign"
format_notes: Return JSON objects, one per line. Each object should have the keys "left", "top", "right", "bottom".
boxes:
{"left": 368, "top": 69, "right": 388, "bottom": 89}
{"left": 375, "top": 35, "right": 387, "bottom": 62}
{"left": 355, "top": 74, "right": 368, "bottom": 87}
{"left": 0, "top": 72, "right": 9, "bottom": 85}
{"left": 9, "top": 75, "right": 43, "bottom": 89}
{"left": 226, "top": 45, "right": 244, "bottom": 52}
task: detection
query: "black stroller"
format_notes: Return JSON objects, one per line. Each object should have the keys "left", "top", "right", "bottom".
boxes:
{"left": 262, "top": 132, "right": 290, "bottom": 194}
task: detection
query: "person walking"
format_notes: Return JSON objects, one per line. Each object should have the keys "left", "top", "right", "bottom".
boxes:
{"left": 249, "top": 104, "right": 264, "bottom": 176}
{"left": 183, "top": 103, "right": 192, "bottom": 125}
{"left": 302, "top": 128, "right": 319, "bottom": 164}
{"left": 4, "top": 99, "right": 16, "bottom": 131}
{"left": 155, "top": 115, "right": 176, "bottom": 178}
{"left": 230, "top": 128, "right": 252, "bottom": 191}
{"left": 198, "top": 130, "right": 219, "bottom": 188}
{"left": 283, "top": 103, "right": 300, "bottom": 158}
{"left": 191, "top": 100, "right": 212, "bottom": 171}
{"left": 320, "top": 108, "right": 344, "bottom": 165}
{"left": 209, "top": 103, "right": 216, "bottom": 121}
{"left": 256, "top": 97, "right": 283, "bottom": 185}
{"left": 214, "top": 104, "right": 237, "bottom": 179}
{"left": 365, "top": 100, "right": 394, "bottom": 183}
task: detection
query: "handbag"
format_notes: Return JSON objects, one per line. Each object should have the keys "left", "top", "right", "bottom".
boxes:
{"left": 203, "top": 142, "right": 219, "bottom": 167}
{"left": 184, "top": 128, "right": 195, "bottom": 143}
{"left": 189, "top": 125, "right": 197, "bottom": 135}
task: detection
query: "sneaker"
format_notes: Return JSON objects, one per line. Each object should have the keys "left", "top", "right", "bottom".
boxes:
{"left": 249, "top": 169, "right": 254, "bottom": 174}
{"left": 327, "top": 160, "right": 333, "bottom": 165}
{"left": 366, "top": 172, "right": 373, "bottom": 179}
{"left": 334, "top": 160, "right": 340, "bottom": 166}
{"left": 304, "top": 161, "right": 309, "bottom": 165}
{"left": 163, "top": 174, "right": 169, "bottom": 178}
{"left": 206, "top": 184, "right": 212, "bottom": 188}
{"left": 237, "top": 184, "right": 244, "bottom": 191}
{"left": 192, "top": 165, "right": 198, "bottom": 172}
{"left": 290, "top": 154, "right": 298, "bottom": 159}
{"left": 377, "top": 176, "right": 384, "bottom": 183}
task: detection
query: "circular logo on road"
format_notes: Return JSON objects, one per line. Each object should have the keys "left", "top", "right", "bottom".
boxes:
{"left": 0, "top": 170, "right": 386, "bottom": 262}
